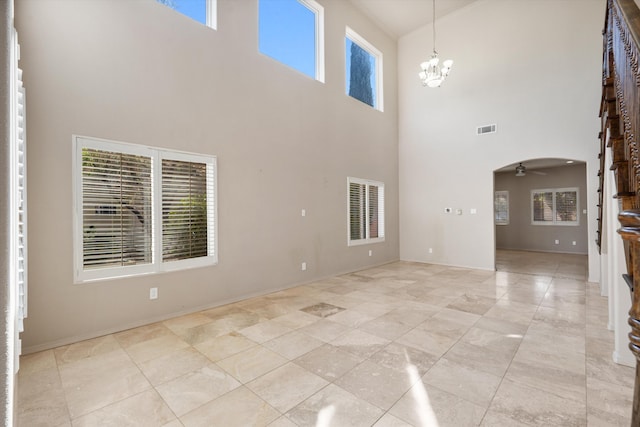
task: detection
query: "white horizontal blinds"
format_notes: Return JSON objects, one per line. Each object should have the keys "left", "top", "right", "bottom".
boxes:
{"left": 533, "top": 191, "right": 553, "bottom": 222}
{"left": 16, "top": 68, "right": 26, "bottom": 330}
{"left": 376, "top": 184, "right": 385, "bottom": 238}
{"left": 81, "top": 148, "right": 152, "bottom": 269}
{"left": 368, "top": 184, "right": 384, "bottom": 239}
{"left": 349, "top": 182, "right": 366, "bottom": 240}
{"left": 555, "top": 190, "right": 577, "bottom": 222}
{"left": 162, "top": 159, "right": 209, "bottom": 262}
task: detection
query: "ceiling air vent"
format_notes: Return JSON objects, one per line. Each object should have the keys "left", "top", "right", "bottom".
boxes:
{"left": 476, "top": 124, "right": 497, "bottom": 135}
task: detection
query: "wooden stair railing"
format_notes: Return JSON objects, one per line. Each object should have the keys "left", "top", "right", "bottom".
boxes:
{"left": 601, "top": 0, "right": 640, "bottom": 424}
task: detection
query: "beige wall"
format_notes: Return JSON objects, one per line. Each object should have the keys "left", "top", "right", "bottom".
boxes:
{"left": 16, "top": 0, "right": 399, "bottom": 352}
{"left": 398, "top": 0, "right": 604, "bottom": 278}
{"left": 495, "top": 164, "right": 588, "bottom": 254}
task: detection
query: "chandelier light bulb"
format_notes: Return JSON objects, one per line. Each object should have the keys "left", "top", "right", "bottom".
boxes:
{"left": 419, "top": 0, "right": 454, "bottom": 88}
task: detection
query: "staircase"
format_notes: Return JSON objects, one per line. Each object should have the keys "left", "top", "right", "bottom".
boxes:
{"left": 600, "top": 0, "right": 640, "bottom": 424}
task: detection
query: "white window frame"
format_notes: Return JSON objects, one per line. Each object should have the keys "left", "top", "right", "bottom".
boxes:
{"left": 72, "top": 135, "right": 218, "bottom": 283}
{"left": 345, "top": 26, "right": 384, "bottom": 112}
{"left": 531, "top": 187, "right": 579, "bottom": 226}
{"left": 494, "top": 191, "right": 509, "bottom": 225}
{"left": 258, "top": 0, "right": 325, "bottom": 82}
{"left": 347, "top": 177, "right": 385, "bottom": 246}
{"left": 157, "top": 0, "right": 217, "bottom": 30}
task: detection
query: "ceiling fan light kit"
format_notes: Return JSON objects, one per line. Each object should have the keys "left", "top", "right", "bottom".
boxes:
{"left": 515, "top": 163, "right": 526, "bottom": 177}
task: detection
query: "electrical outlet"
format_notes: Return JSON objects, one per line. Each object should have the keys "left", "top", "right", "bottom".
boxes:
{"left": 470, "top": 208, "right": 477, "bottom": 214}
{"left": 368, "top": 250, "right": 372, "bottom": 256}
{"left": 572, "top": 241, "right": 576, "bottom": 246}
{"left": 301, "top": 209, "right": 306, "bottom": 217}
{"left": 554, "top": 240, "right": 559, "bottom": 245}
{"left": 301, "top": 262, "right": 306, "bottom": 271}
{"left": 428, "top": 248, "right": 433, "bottom": 254}
{"left": 150, "top": 287, "right": 158, "bottom": 300}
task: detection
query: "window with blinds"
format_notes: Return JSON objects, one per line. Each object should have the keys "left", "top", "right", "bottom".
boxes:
{"left": 74, "top": 136, "right": 217, "bottom": 282}
{"left": 494, "top": 191, "right": 509, "bottom": 225}
{"left": 10, "top": 23, "right": 27, "bottom": 371}
{"left": 531, "top": 188, "right": 578, "bottom": 226}
{"left": 348, "top": 177, "right": 385, "bottom": 245}
{"left": 81, "top": 149, "right": 153, "bottom": 269}
{"left": 162, "top": 159, "right": 210, "bottom": 262}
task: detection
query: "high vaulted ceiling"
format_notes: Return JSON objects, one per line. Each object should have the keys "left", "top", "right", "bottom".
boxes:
{"left": 347, "top": 0, "right": 479, "bottom": 39}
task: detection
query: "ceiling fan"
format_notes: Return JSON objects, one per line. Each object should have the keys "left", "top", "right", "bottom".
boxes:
{"left": 515, "top": 162, "right": 546, "bottom": 176}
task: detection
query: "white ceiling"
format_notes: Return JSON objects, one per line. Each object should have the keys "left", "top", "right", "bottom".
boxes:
{"left": 347, "top": 0, "right": 479, "bottom": 39}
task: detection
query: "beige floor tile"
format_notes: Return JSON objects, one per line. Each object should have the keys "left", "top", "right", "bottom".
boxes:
{"left": 58, "top": 348, "right": 150, "bottom": 418}
{"left": 358, "top": 317, "right": 414, "bottom": 341}
{"left": 247, "top": 363, "right": 329, "bottom": 413}
{"left": 124, "top": 333, "right": 190, "bottom": 364}
{"left": 193, "top": 331, "right": 257, "bottom": 362}
{"left": 216, "top": 345, "right": 287, "bottom": 383}
{"left": 72, "top": 389, "right": 175, "bottom": 426}
{"left": 486, "top": 378, "right": 586, "bottom": 426}
{"left": 447, "top": 294, "right": 498, "bottom": 315}
{"left": 19, "top": 349, "right": 57, "bottom": 375}
{"left": 330, "top": 329, "right": 390, "bottom": 359}
{"left": 239, "top": 320, "right": 294, "bottom": 344}
{"left": 335, "top": 359, "right": 415, "bottom": 410}
{"left": 373, "top": 413, "right": 413, "bottom": 426}
{"left": 268, "top": 416, "right": 299, "bottom": 427}
{"left": 422, "top": 358, "right": 501, "bottom": 407}
{"left": 271, "top": 310, "right": 320, "bottom": 329}
{"left": 286, "top": 383, "right": 384, "bottom": 426}
{"left": 294, "top": 344, "right": 364, "bottom": 381}
{"left": 262, "top": 330, "right": 323, "bottom": 359}
{"left": 298, "top": 318, "right": 351, "bottom": 342}
{"left": 587, "top": 376, "right": 633, "bottom": 421}
{"left": 114, "top": 323, "right": 175, "bottom": 348}
{"left": 162, "top": 312, "right": 215, "bottom": 336}
{"left": 327, "top": 308, "right": 377, "bottom": 327}
{"left": 459, "top": 326, "right": 522, "bottom": 356}
{"left": 389, "top": 382, "right": 487, "bottom": 427}
{"left": 369, "top": 342, "right": 437, "bottom": 377}
{"left": 138, "top": 346, "right": 210, "bottom": 386}
{"left": 504, "top": 357, "right": 586, "bottom": 403}
{"left": 53, "top": 335, "right": 121, "bottom": 366}
{"left": 156, "top": 364, "right": 241, "bottom": 416}
{"left": 180, "top": 386, "right": 280, "bottom": 427}
{"left": 17, "top": 366, "right": 69, "bottom": 426}
{"left": 396, "top": 327, "right": 458, "bottom": 358}
{"left": 443, "top": 341, "right": 513, "bottom": 377}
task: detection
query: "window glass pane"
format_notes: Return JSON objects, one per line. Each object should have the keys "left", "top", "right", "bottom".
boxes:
{"left": 556, "top": 191, "right": 577, "bottom": 222}
{"left": 349, "top": 182, "right": 365, "bottom": 241}
{"left": 157, "top": 0, "right": 207, "bottom": 25}
{"left": 82, "top": 149, "right": 152, "bottom": 269}
{"left": 533, "top": 191, "right": 553, "bottom": 222}
{"left": 259, "top": 0, "right": 316, "bottom": 79}
{"left": 346, "top": 37, "right": 376, "bottom": 107}
{"left": 368, "top": 185, "right": 378, "bottom": 238}
{"left": 162, "top": 159, "right": 208, "bottom": 262}
{"left": 494, "top": 191, "right": 508, "bottom": 224}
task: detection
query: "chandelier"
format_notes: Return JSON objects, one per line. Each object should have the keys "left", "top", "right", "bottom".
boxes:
{"left": 419, "top": 0, "right": 453, "bottom": 88}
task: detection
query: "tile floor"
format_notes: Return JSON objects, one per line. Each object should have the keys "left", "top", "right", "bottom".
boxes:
{"left": 17, "top": 250, "right": 634, "bottom": 426}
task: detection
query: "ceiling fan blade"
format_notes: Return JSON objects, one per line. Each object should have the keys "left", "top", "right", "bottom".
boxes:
{"left": 531, "top": 170, "right": 547, "bottom": 175}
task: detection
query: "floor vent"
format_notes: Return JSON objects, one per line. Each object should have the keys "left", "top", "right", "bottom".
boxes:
{"left": 477, "top": 124, "right": 497, "bottom": 135}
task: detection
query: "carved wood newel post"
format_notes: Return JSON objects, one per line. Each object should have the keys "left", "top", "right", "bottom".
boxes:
{"left": 601, "top": 0, "right": 640, "bottom": 424}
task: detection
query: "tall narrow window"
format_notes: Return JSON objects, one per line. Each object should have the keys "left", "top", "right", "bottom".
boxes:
{"left": 348, "top": 177, "right": 385, "bottom": 245}
{"left": 346, "top": 27, "right": 383, "bottom": 111}
{"left": 74, "top": 136, "right": 217, "bottom": 282}
{"left": 156, "top": 0, "right": 217, "bottom": 29}
{"left": 531, "top": 188, "right": 578, "bottom": 226}
{"left": 494, "top": 191, "right": 509, "bottom": 225}
{"left": 10, "top": 20, "right": 27, "bottom": 372}
{"left": 259, "top": 0, "right": 324, "bottom": 81}
{"left": 81, "top": 149, "right": 153, "bottom": 270}
{"left": 162, "top": 159, "right": 210, "bottom": 262}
